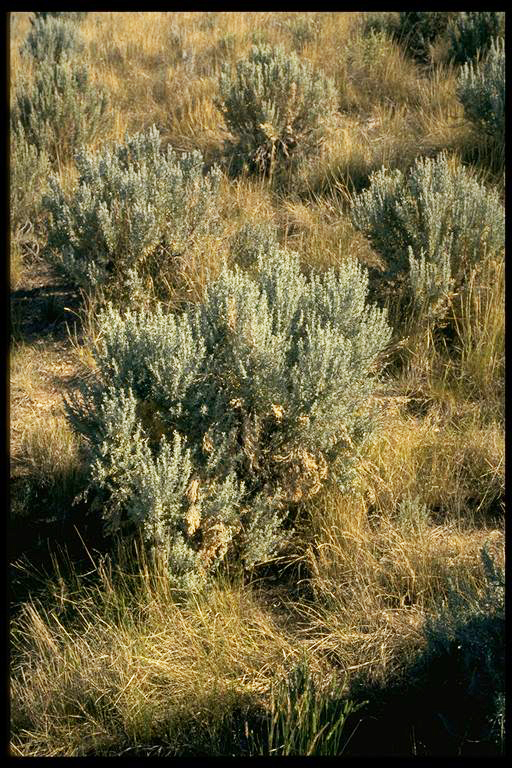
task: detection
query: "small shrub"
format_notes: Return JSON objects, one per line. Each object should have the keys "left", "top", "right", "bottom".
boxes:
{"left": 395, "top": 12, "right": 455, "bottom": 62}
{"left": 10, "top": 125, "right": 50, "bottom": 234}
{"left": 457, "top": 37, "right": 505, "bottom": 147}
{"left": 420, "top": 545, "right": 505, "bottom": 749}
{"left": 350, "top": 153, "right": 504, "bottom": 325}
{"left": 33, "top": 11, "right": 87, "bottom": 23}
{"left": 23, "top": 13, "right": 84, "bottom": 62}
{"left": 218, "top": 44, "right": 338, "bottom": 178}
{"left": 229, "top": 219, "right": 280, "bottom": 269}
{"left": 65, "top": 247, "right": 391, "bottom": 586}
{"left": 448, "top": 12, "right": 504, "bottom": 64}
{"left": 44, "top": 125, "right": 222, "bottom": 305}
{"left": 280, "top": 14, "right": 320, "bottom": 51}
{"left": 12, "top": 55, "right": 109, "bottom": 164}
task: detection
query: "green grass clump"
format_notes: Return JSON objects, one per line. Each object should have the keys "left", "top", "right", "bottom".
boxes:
{"left": 258, "top": 659, "right": 365, "bottom": 755}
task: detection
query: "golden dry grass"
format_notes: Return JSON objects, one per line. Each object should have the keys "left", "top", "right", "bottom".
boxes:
{"left": 11, "top": 551, "right": 305, "bottom": 756}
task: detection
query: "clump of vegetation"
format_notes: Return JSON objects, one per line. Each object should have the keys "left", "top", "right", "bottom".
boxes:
{"left": 12, "top": 55, "right": 109, "bottom": 165}
{"left": 33, "top": 11, "right": 87, "bottom": 23}
{"left": 259, "top": 659, "right": 365, "bottom": 755}
{"left": 65, "top": 247, "right": 391, "bottom": 586}
{"left": 218, "top": 43, "right": 338, "bottom": 179}
{"left": 419, "top": 545, "right": 505, "bottom": 750}
{"left": 457, "top": 37, "right": 505, "bottom": 150}
{"left": 10, "top": 126, "right": 50, "bottom": 235}
{"left": 44, "top": 125, "right": 222, "bottom": 306}
{"left": 448, "top": 12, "right": 504, "bottom": 64}
{"left": 394, "top": 11, "right": 455, "bottom": 62}
{"left": 22, "top": 13, "right": 85, "bottom": 62}
{"left": 350, "top": 153, "right": 504, "bottom": 326}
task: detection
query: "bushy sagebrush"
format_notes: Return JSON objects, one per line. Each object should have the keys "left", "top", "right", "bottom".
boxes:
{"left": 229, "top": 219, "right": 280, "bottom": 269}
{"left": 395, "top": 11, "right": 455, "bottom": 62}
{"left": 350, "top": 153, "right": 505, "bottom": 322}
{"left": 12, "top": 55, "right": 109, "bottom": 164}
{"left": 33, "top": 11, "right": 87, "bottom": 23}
{"left": 457, "top": 37, "right": 505, "bottom": 146}
{"left": 10, "top": 125, "right": 50, "bottom": 235}
{"left": 421, "top": 545, "right": 505, "bottom": 748}
{"left": 22, "top": 13, "right": 84, "bottom": 62}
{"left": 218, "top": 44, "right": 337, "bottom": 178}
{"left": 44, "top": 125, "right": 222, "bottom": 305}
{"left": 279, "top": 14, "right": 320, "bottom": 51}
{"left": 66, "top": 247, "right": 391, "bottom": 586}
{"left": 448, "top": 12, "right": 504, "bottom": 64}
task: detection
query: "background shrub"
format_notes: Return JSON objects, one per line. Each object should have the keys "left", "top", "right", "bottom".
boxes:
{"left": 394, "top": 12, "right": 456, "bottom": 62}
{"left": 22, "top": 13, "right": 85, "bottom": 63}
{"left": 44, "top": 125, "right": 222, "bottom": 306}
{"left": 350, "top": 153, "right": 504, "bottom": 324}
{"left": 65, "top": 247, "right": 391, "bottom": 586}
{"left": 420, "top": 546, "right": 505, "bottom": 749}
{"left": 33, "top": 11, "right": 87, "bottom": 23}
{"left": 10, "top": 126, "right": 50, "bottom": 236}
{"left": 457, "top": 37, "right": 505, "bottom": 148}
{"left": 12, "top": 55, "right": 109, "bottom": 165}
{"left": 218, "top": 44, "right": 338, "bottom": 179}
{"left": 448, "top": 12, "right": 504, "bottom": 65}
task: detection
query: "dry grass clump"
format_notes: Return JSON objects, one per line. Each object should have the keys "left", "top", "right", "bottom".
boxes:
{"left": 361, "top": 397, "right": 504, "bottom": 524}
{"left": 300, "top": 487, "right": 504, "bottom": 688}
{"left": 279, "top": 198, "right": 379, "bottom": 273}
{"left": 10, "top": 551, "right": 304, "bottom": 756}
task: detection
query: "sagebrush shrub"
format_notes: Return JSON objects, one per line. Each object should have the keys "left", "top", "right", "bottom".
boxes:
{"left": 218, "top": 44, "right": 337, "bottom": 178}
{"left": 457, "top": 37, "right": 505, "bottom": 146}
{"left": 33, "top": 11, "right": 87, "bottom": 23}
{"left": 448, "top": 12, "right": 504, "bottom": 64}
{"left": 421, "top": 545, "right": 505, "bottom": 748}
{"left": 350, "top": 153, "right": 505, "bottom": 323}
{"left": 23, "top": 13, "right": 84, "bottom": 62}
{"left": 66, "top": 247, "right": 391, "bottom": 586}
{"left": 395, "top": 11, "right": 455, "bottom": 62}
{"left": 229, "top": 219, "right": 280, "bottom": 269}
{"left": 12, "top": 55, "right": 109, "bottom": 164}
{"left": 10, "top": 125, "right": 50, "bottom": 235}
{"left": 44, "top": 125, "right": 222, "bottom": 305}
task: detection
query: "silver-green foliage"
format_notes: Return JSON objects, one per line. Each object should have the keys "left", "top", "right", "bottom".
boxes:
{"left": 457, "top": 37, "right": 505, "bottom": 144}
{"left": 448, "top": 12, "right": 504, "bottom": 65}
{"left": 350, "top": 153, "right": 505, "bottom": 320}
{"left": 34, "top": 11, "right": 87, "bottom": 23}
{"left": 44, "top": 125, "right": 222, "bottom": 304}
{"left": 12, "top": 55, "right": 109, "bottom": 164}
{"left": 218, "top": 44, "right": 337, "bottom": 176}
{"left": 10, "top": 125, "right": 50, "bottom": 234}
{"left": 23, "top": 13, "right": 84, "bottom": 62}
{"left": 66, "top": 247, "right": 391, "bottom": 586}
